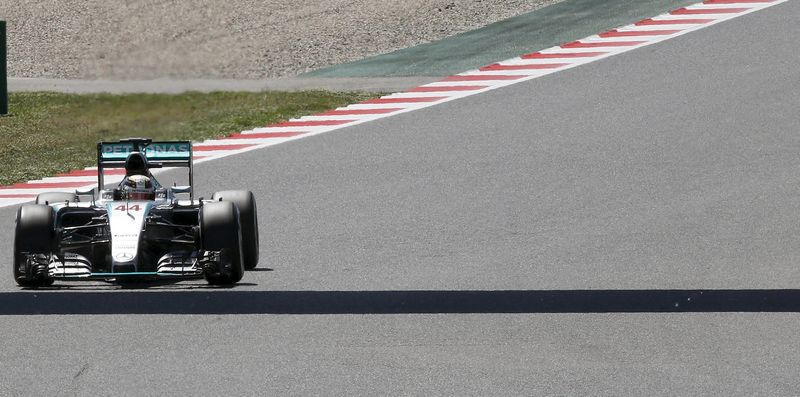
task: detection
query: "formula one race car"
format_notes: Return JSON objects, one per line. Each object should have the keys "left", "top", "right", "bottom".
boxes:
{"left": 13, "top": 138, "right": 259, "bottom": 287}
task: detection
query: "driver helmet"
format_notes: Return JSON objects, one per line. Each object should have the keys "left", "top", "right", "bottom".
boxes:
{"left": 125, "top": 151, "right": 148, "bottom": 175}
{"left": 122, "top": 174, "right": 155, "bottom": 200}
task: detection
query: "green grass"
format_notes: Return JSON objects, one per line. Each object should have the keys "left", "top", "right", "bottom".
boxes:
{"left": 0, "top": 90, "right": 378, "bottom": 186}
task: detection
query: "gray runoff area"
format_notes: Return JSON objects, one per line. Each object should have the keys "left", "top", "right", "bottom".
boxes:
{"left": 303, "top": 0, "right": 703, "bottom": 78}
{"left": 9, "top": 0, "right": 700, "bottom": 94}
{"left": 2, "top": 1, "right": 800, "bottom": 395}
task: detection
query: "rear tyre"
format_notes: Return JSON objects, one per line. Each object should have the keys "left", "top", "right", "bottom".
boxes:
{"left": 212, "top": 190, "right": 259, "bottom": 270}
{"left": 13, "top": 205, "right": 55, "bottom": 287}
{"left": 35, "top": 192, "right": 77, "bottom": 205}
{"left": 200, "top": 201, "right": 244, "bottom": 285}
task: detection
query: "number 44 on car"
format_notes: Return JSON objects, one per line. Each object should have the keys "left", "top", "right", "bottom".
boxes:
{"left": 13, "top": 138, "right": 259, "bottom": 288}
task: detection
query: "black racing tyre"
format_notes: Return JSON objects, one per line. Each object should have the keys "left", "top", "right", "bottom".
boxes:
{"left": 200, "top": 201, "right": 244, "bottom": 285}
{"left": 35, "top": 192, "right": 77, "bottom": 205}
{"left": 211, "top": 190, "right": 259, "bottom": 270}
{"left": 13, "top": 204, "right": 55, "bottom": 287}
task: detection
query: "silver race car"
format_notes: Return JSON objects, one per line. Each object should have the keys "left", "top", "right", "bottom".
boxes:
{"left": 13, "top": 138, "right": 259, "bottom": 287}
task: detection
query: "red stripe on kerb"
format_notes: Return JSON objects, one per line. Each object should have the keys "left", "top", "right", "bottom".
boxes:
{"left": 361, "top": 96, "right": 447, "bottom": 104}
{"left": 480, "top": 63, "right": 568, "bottom": 71}
{"left": 522, "top": 51, "right": 607, "bottom": 59}
{"left": 193, "top": 144, "right": 253, "bottom": 152}
{"left": 599, "top": 29, "right": 681, "bottom": 37}
{"left": 671, "top": 7, "right": 749, "bottom": 14}
{"left": 442, "top": 75, "right": 526, "bottom": 81}
{"left": 635, "top": 18, "right": 713, "bottom": 25}
{"left": 0, "top": 194, "right": 36, "bottom": 198}
{"left": 318, "top": 108, "right": 403, "bottom": 116}
{"left": 562, "top": 40, "right": 645, "bottom": 48}
{"left": 0, "top": 181, "right": 91, "bottom": 190}
{"left": 408, "top": 85, "right": 488, "bottom": 92}
{"left": 226, "top": 132, "right": 304, "bottom": 139}
{"left": 272, "top": 119, "right": 355, "bottom": 127}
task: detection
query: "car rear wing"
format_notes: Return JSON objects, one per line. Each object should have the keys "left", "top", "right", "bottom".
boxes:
{"left": 96, "top": 138, "right": 194, "bottom": 199}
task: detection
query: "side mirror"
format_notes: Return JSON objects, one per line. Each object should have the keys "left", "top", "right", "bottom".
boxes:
{"left": 75, "top": 187, "right": 96, "bottom": 198}
{"left": 171, "top": 185, "right": 191, "bottom": 194}
{"left": 76, "top": 187, "right": 97, "bottom": 205}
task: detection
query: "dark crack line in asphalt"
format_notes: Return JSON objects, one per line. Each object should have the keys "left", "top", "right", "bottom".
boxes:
{"left": 73, "top": 363, "right": 89, "bottom": 380}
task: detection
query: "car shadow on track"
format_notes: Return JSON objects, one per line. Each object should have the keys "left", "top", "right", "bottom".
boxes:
{"left": 2, "top": 289, "right": 800, "bottom": 315}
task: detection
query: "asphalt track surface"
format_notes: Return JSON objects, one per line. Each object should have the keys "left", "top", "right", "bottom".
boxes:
{"left": 2, "top": 2, "right": 800, "bottom": 394}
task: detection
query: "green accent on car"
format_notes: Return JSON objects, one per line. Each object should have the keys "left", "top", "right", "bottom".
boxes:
{"left": 69, "top": 272, "right": 204, "bottom": 280}
{"left": 91, "top": 272, "right": 161, "bottom": 276}
{"left": 99, "top": 141, "right": 192, "bottom": 161}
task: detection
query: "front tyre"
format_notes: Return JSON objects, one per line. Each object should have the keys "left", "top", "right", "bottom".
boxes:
{"left": 13, "top": 204, "right": 55, "bottom": 287}
{"left": 200, "top": 201, "right": 244, "bottom": 285}
{"left": 211, "top": 190, "right": 259, "bottom": 270}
